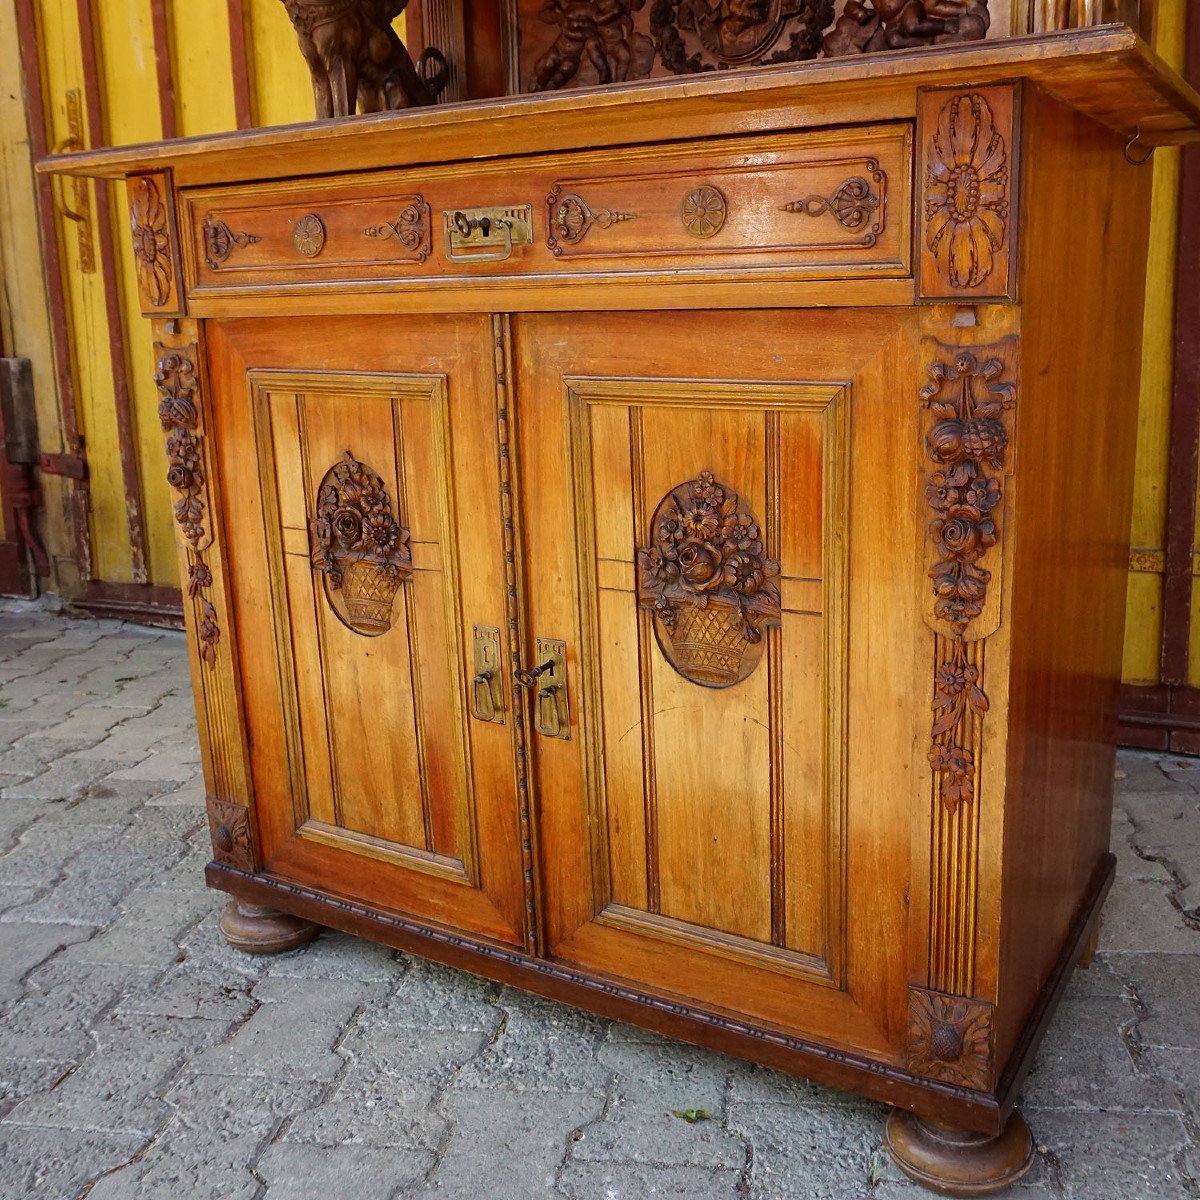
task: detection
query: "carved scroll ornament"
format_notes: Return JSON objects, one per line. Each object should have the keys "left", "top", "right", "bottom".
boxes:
{"left": 310, "top": 452, "right": 413, "bottom": 635}
{"left": 202, "top": 215, "right": 262, "bottom": 269}
{"left": 782, "top": 171, "right": 882, "bottom": 238}
{"left": 637, "top": 471, "right": 780, "bottom": 688}
{"left": 155, "top": 351, "right": 219, "bottom": 666}
{"left": 546, "top": 186, "right": 636, "bottom": 252}
{"left": 362, "top": 197, "right": 431, "bottom": 261}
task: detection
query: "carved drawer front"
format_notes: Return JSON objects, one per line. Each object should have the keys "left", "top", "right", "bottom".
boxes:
{"left": 181, "top": 123, "right": 911, "bottom": 295}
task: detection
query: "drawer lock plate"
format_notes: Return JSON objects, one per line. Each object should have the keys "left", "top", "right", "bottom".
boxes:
{"left": 443, "top": 205, "right": 533, "bottom": 262}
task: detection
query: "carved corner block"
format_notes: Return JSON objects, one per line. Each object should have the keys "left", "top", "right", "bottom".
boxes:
{"left": 127, "top": 172, "right": 186, "bottom": 317}
{"left": 916, "top": 84, "right": 1021, "bottom": 304}
{"left": 207, "top": 795, "right": 255, "bottom": 871}
{"left": 906, "top": 986, "right": 995, "bottom": 1092}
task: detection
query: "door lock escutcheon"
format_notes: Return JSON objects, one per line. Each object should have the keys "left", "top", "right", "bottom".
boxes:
{"left": 471, "top": 625, "right": 505, "bottom": 725}
{"left": 514, "top": 637, "right": 570, "bottom": 740}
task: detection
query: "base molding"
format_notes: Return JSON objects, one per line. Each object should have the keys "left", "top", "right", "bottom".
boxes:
{"left": 884, "top": 1108, "right": 1036, "bottom": 1197}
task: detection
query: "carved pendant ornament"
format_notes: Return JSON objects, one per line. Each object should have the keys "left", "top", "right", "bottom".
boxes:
{"left": 202, "top": 215, "right": 262, "bottom": 269}
{"left": 546, "top": 186, "right": 636, "bottom": 252}
{"left": 155, "top": 352, "right": 220, "bottom": 666}
{"left": 130, "top": 177, "right": 172, "bottom": 307}
{"left": 362, "top": 197, "right": 431, "bottom": 261}
{"left": 782, "top": 171, "right": 881, "bottom": 239}
{"left": 906, "top": 986, "right": 994, "bottom": 1091}
{"left": 924, "top": 92, "right": 1009, "bottom": 290}
{"left": 637, "top": 471, "right": 780, "bottom": 688}
{"left": 310, "top": 452, "right": 413, "bottom": 636}
{"left": 922, "top": 347, "right": 1015, "bottom": 813}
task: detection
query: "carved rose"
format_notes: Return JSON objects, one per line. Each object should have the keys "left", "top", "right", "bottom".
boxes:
{"left": 925, "top": 92, "right": 1009, "bottom": 290}
{"left": 677, "top": 540, "right": 725, "bottom": 591}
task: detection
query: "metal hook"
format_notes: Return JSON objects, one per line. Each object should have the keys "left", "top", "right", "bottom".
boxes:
{"left": 1124, "top": 125, "right": 1154, "bottom": 167}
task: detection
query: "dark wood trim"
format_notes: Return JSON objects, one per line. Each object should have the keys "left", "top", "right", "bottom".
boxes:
{"left": 75, "top": 581, "right": 183, "bottom": 628}
{"left": 149, "top": 0, "right": 178, "bottom": 140}
{"left": 76, "top": 0, "right": 150, "bottom": 585}
{"left": 204, "top": 852, "right": 1113, "bottom": 1137}
{"left": 13, "top": 0, "right": 94, "bottom": 582}
{"left": 1159, "top": 13, "right": 1200, "bottom": 685}
{"left": 1118, "top": 681, "right": 1200, "bottom": 753}
{"left": 226, "top": 0, "right": 255, "bottom": 130}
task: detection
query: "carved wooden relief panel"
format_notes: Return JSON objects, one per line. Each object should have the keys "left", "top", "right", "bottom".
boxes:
{"left": 518, "top": 0, "right": 989, "bottom": 91}
{"left": 207, "top": 795, "right": 254, "bottom": 872}
{"left": 636, "top": 472, "right": 781, "bottom": 687}
{"left": 128, "top": 173, "right": 184, "bottom": 316}
{"left": 565, "top": 376, "right": 847, "bottom": 981}
{"left": 917, "top": 85, "right": 1020, "bottom": 302}
{"left": 920, "top": 335, "right": 1017, "bottom": 999}
{"left": 251, "top": 370, "right": 478, "bottom": 882}
{"left": 906, "top": 986, "right": 995, "bottom": 1091}
{"left": 310, "top": 452, "right": 414, "bottom": 636}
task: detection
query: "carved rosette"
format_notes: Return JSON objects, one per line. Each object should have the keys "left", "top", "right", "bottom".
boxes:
{"left": 637, "top": 471, "right": 780, "bottom": 688}
{"left": 782, "top": 166, "right": 883, "bottom": 243}
{"left": 546, "top": 186, "right": 636, "bottom": 253}
{"left": 207, "top": 795, "right": 253, "bottom": 871}
{"left": 362, "top": 197, "right": 431, "bottom": 262}
{"left": 310, "top": 452, "right": 413, "bottom": 636}
{"left": 921, "top": 346, "right": 1015, "bottom": 813}
{"left": 906, "top": 987, "right": 994, "bottom": 1091}
{"left": 155, "top": 350, "right": 219, "bottom": 666}
{"left": 130, "top": 176, "right": 173, "bottom": 307}
{"left": 680, "top": 186, "right": 727, "bottom": 238}
{"left": 924, "top": 91, "right": 1010, "bottom": 292}
{"left": 202, "top": 214, "right": 262, "bottom": 269}
{"left": 293, "top": 213, "right": 327, "bottom": 258}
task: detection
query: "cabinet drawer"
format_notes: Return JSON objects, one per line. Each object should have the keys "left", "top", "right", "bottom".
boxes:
{"left": 181, "top": 123, "right": 912, "bottom": 295}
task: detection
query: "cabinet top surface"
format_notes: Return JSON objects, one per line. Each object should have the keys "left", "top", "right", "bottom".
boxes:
{"left": 39, "top": 27, "right": 1200, "bottom": 188}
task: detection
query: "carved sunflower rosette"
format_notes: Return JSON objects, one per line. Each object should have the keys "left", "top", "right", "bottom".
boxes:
{"left": 310, "top": 452, "right": 414, "bottom": 636}
{"left": 917, "top": 84, "right": 1019, "bottom": 302}
{"left": 636, "top": 471, "right": 780, "bottom": 688}
{"left": 906, "top": 986, "right": 995, "bottom": 1092}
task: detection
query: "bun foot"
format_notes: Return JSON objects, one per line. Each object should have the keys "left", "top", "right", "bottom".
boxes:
{"left": 884, "top": 1108, "right": 1036, "bottom": 1197}
{"left": 219, "top": 900, "right": 320, "bottom": 954}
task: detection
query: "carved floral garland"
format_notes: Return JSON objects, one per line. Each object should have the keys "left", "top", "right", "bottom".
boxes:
{"left": 155, "top": 352, "right": 219, "bottom": 666}
{"left": 921, "top": 349, "right": 1014, "bottom": 812}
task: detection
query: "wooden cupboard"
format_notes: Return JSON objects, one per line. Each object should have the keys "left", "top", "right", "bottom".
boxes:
{"left": 42, "top": 27, "right": 1200, "bottom": 1196}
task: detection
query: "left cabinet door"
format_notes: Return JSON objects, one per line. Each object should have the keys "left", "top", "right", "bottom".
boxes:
{"left": 207, "top": 314, "right": 528, "bottom": 947}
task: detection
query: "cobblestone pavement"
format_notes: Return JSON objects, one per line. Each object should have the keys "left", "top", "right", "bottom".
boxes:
{"left": 0, "top": 604, "right": 1197, "bottom": 1200}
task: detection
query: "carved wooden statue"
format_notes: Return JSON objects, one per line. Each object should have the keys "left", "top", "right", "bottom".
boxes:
{"left": 281, "top": 0, "right": 449, "bottom": 117}
{"left": 823, "top": 0, "right": 989, "bottom": 56}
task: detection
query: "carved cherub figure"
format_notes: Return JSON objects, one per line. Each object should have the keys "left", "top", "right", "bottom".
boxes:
{"left": 824, "top": 0, "right": 988, "bottom": 56}
{"left": 532, "top": 0, "right": 654, "bottom": 90}
{"left": 281, "top": 0, "right": 449, "bottom": 118}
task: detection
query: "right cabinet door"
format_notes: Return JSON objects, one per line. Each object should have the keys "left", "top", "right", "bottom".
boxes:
{"left": 516, "top": 309, "right": 922, "bottom": 1058}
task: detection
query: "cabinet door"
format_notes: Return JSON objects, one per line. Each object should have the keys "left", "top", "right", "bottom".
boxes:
{"left": 516, "top": 310, "right": 923, "bottom": 1056}
{"left": 210, "top": 314, "right": 527, "bottom": 947}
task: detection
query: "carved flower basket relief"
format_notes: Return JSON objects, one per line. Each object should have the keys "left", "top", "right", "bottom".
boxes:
{"left": 310, "top": 452, "right": 413, "bottom": 636}
{"left": 637, "top": 471, "right": 780, "bottom": 688}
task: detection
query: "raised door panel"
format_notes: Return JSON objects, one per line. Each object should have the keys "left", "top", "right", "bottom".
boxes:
{"left": 516, "top": 310, "right": 923, "bottom": 1056}
{"left": 209, "top": 315, "right": 526, "bottom": 946}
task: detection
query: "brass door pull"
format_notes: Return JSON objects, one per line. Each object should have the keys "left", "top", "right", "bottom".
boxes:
{"left": 443, "top": 205, "right": 533, "bottom": 263}
{"left": 515, "top": 638, "right": 570, "bottom": 739}
{"left": 471, "top": 625, "right": 505, "bottom": 725}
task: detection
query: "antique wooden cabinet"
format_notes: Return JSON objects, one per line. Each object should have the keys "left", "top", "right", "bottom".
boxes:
{"left": 43, "top": 27, "right": 1200, "bottom": 1196}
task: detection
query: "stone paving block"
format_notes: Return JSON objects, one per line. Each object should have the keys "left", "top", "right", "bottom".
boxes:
{"left": 1, "top": 755, "right": 124, "bottom": 803}
{"left": 1115, "top": 752, "right": 1196, "bottom": 794}
{"left": 117, "top": 957, "right": 258, "bottom": 1023}
{"left": 1102, "top": 873, "right": 1199, "bottom": 954}
{"left": 0, "top": 922, "right": 93, "bottom": 1003}
{"left": 1032, "top": 1110, "right": 1195, "bottom": 1200}
{"left": 5, "top": 1011, "right": 231, "bottom": 1137}
{"left": 188, "top": 975, "right": 388, "bottom": 1082}
{"left": 0, "top": 720, "right": 41, "bottom": 753}
{"left": 1023, "top": 997, "right": 1181, "bottom": 1114}
{"left": 262, "top": 929, "right": 406, "bottom": 983}
{"left": 25, "top": 704, "right": 129, "bottom": 747}
{"left": 557, "top": 1160, "right": 745, "bottom": 1199}
{"left": 282, "top": 1033, "right": 482, "bottom": 1149}
{"left": 0, "top": 796, "right": 53, "bottom": 852}
{"left": 0, "top": 736, "right": 92, "bottom": 783}
{"left": 727, "top": 1060, "right": 870, "bottom": 1108}
{"left": 0, "top": 1123, "right": 146, "bottom": 1200}
{"left": 1109, "top": 953, "right": 1200, "bottom": 1048}
{"left": 0, "top": 817, "right": 125, "bottom": 887}
{"left": 257, "top": 1142, "right": 436, "bottom": 1200}
{"left": 74, "top": 717, "right": 186, "bottom": 764}
{"left": 85, "top": 1072, "right": 326, "bottom": 1200}
{"left": 415, "top": 1088, "right": 604, "bottom": 1199}
{"left": 1, "top": 959, "right": 158, "bottom": 1060}
{"left": 0, "top": 884, "right": 41, "bottom": 916}
{"left": 0, "top": 1057, "right": 74, "bottom": 1122}
{"left": 144, "top": 772, "right": 206, "bottom": 808}
{"left": 726, "top": 1100, "right": 885, "bottom": 1200}
{"left": 59, "top": 886, "right": 212, "bottom": 966}
{"left": 353, "top": 957, "right": 503, "bottom": 1034}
